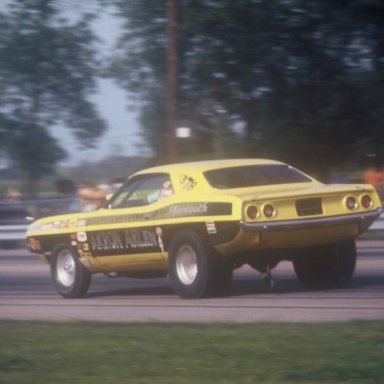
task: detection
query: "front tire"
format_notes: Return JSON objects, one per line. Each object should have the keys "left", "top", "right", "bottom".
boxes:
{"left": 50, "top": 245, "right": 91, "bottom": 298}
{"left": 168, "top": 229, "right": 232, "bottom": 299}
{"left": 293, "top": 240, "right": 356, "bottom": 288}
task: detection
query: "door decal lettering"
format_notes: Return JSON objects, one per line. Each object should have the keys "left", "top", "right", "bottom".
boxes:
{"left": 90, "top": 229, "right": 158, "bottom": 252}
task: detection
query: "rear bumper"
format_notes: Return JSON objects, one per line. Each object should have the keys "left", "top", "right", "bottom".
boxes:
{"left": 240, "top": 208, "right": 382, "bottom": 233}
{"left": 213, "top": 208, "right": 384, "bottom": 251}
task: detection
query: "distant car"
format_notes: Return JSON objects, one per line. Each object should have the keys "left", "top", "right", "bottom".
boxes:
{"left": 0, "top": 205, "right": 31, "bottom": 248}
{"left": 26, "top": 159, "right": 382, "bottom": 299}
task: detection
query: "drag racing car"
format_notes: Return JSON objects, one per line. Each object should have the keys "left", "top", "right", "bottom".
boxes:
{"left": 26, "top": 159, "right": 382, "bottom": 299}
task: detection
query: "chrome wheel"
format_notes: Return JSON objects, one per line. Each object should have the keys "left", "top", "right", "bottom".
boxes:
{"left": 51, "top": 245, "right": 91, "bottom": 298}
{"left": 56, "top": 249, "right": 76, "bottom": 287}
{"left": 175, "top": 245, "right": 198, "bottom": 285}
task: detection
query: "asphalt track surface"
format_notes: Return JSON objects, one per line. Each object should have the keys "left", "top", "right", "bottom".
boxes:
{"left": 1, "top": 242, "right": 383, "bottom": 323}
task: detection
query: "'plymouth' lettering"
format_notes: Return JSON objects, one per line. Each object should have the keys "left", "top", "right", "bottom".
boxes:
{"left": 170, "top": 203, "right": 208, "bottom": 217}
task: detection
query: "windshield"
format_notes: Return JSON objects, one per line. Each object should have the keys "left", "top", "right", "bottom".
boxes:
{"left": 108, "top": 174, "right": 172, "bottom": 209}
{"left": 204, "top": 164, "right": 312, "bottom": 189}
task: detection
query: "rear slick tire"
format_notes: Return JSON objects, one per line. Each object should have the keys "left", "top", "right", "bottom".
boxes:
{"left": 293, "top": 240, "right": 356, "bottom": 288}
{"left": 169, "top": 229, "right": 232, "bottom": 299}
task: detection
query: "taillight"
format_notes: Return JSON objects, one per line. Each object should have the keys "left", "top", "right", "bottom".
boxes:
{"left": 345, "top": 196, "right": 357, "bottom": 210}
{"left": 246, "top": 205, "right": 259, "bottom": 220}
{"left": 263, "top": 203, "right": 276, "bottom": 218}
{"left": 361, "top": 194, "right": 373, "bottom": 209}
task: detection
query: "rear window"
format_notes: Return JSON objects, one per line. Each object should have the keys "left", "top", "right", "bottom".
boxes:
{"left": 204, "top": 165, "right": 312, "bottom": 189}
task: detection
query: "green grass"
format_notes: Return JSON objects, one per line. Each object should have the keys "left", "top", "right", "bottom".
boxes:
{"left": 1, "top": 322, "right": 384, "bottom": 383}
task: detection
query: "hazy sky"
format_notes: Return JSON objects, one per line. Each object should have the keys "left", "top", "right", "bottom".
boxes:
{"left": 54, "top": 7, "right": 146, "bottom": 165}
{"left": 0, "top": 1, "right": 147, "bottom": 165}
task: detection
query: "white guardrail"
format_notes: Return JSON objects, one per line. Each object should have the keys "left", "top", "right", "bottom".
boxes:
{"left": 1, "top": 213, "right": 384, "bottom": 245}
{"left": 369, "top": 212, "right": 384, "bottom": 230}
{"left": 0, "top": 225, "right": 28, "bottom": 242}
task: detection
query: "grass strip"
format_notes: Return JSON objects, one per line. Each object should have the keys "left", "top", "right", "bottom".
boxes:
{"left": 1, "top": 321, "right": 383, "bottom": 384}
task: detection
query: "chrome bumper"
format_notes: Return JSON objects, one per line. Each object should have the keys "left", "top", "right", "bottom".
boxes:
{"left": 240, "top": 208, "right": 382, "bottom": 233}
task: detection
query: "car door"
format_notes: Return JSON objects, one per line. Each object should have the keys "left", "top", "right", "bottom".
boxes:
{"left": 85, "top": 173, "right": 171, "bottom": 271}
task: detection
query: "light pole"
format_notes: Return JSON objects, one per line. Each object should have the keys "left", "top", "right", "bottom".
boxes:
{"left": 165, "top": 0, "right": 178, "bottom": 162}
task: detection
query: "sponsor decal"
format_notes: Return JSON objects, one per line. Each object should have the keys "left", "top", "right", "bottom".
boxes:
{"left": 155, "top": 227, "right": 162, "bottom": 236}
{"left": 53, "top": 220, "right": 61, "bottom": 229}
{"left": 77, "top": 219, "right": 87, "bottom": 227}
{"left": 156, "top": 227, "right": 164, "bottom": 252}
{"left": 29, "top": 218, "right": 87, "bottom": 233}
{"left": 206, "top": 221, "right": 217, "bottom": 234}
{"left": 60, "top": 220, "right": 69, "bottom": 229}
{"left": 77, "top": 232, "right": 87, "bottom": 242}
{"left": 87, "top": 213, "right": 144, "bottom": 226}
{"left": 179, "top": 174, "right": 197, "bottom": 191}
{"left": 28, "top": 224, "right": 42, "bottom": 232}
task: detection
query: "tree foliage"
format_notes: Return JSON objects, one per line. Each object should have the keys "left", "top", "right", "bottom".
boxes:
{"left": 0, "top": 0, "right": 106, "bottom": 193}
{"left": 109, "top": 0, "right": 384, "bottom": 179}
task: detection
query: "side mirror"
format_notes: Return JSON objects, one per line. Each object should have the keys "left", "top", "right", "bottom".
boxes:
{"left": 104, "top": 193, "right": 114, "bottom": 209}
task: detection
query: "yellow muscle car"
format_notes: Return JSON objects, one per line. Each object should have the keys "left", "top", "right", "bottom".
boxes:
{"left": 26, "top": 159, "right": 382, "bottom": 299}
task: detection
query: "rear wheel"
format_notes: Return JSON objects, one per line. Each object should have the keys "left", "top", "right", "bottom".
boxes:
{"left": 293, "top": 240, "right": 356, "bottom": 287}
{"left": 169, "top": 229, "right": 233, "bottom": 299}
{"left": 50, "top": 245, "right": 91, "bottom": 298}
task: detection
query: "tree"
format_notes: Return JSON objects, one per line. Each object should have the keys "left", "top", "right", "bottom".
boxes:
{"left": 106, "top": 1, "right": 167, "bottom": 160}
{"left": 0, "top": 0, "right": 106, "bottom": 195}
{"left": 108, "top": 0, "right": 384, "bottom": 178}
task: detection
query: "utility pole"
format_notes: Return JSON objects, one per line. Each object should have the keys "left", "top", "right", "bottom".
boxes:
{"left": 165, "top": 0, "right": 178, "bottom": 162}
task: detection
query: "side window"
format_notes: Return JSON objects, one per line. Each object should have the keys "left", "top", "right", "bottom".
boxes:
{"left": 109, "top": 174, "right": 173, "bottom": 209}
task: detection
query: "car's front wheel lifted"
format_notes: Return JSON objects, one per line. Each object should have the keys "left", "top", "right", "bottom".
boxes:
{"left": 293, "top": 240, "right": 356, "bottom": 288}
{"left": 169, "top": 229, "right": 233, "bottom": 299}
{"left": 50, "top": 245, "right": 91, "bottom": 298}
